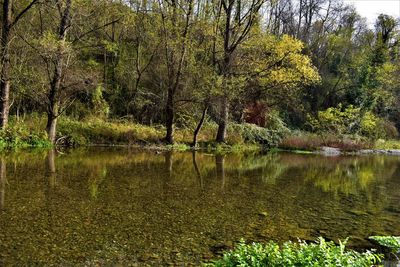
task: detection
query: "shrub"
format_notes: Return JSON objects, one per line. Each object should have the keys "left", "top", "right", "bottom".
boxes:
{"left": 209, "top": 237, "right": 382, "bottom": 267}
{"left": 308, "top": 104, "right": 361, "bottom": 135}
{"left": 229, "top": 123, "right": 288, "bottom": 147}
{"left": 308, "top": 104, "right": 396, "bottom": 140}
{"left": 0, "top": 123, "right": 51, "bottom": 149}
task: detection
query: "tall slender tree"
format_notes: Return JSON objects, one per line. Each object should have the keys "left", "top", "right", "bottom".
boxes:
{"left": 46, "top": 0, "right": 72, "bottom": 143}
{"left": 0, "top": 0, "right": 39, "bottom": 128}
{"left": 159, "top": 0, "right": 194, "bottom": 144}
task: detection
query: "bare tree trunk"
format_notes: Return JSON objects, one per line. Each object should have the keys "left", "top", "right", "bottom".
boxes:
{"left": 216, "top": 95, "right": 228, "bottom": 143}
{"left": 0, "top": 0, "right": 12, "bottom": 128}
{"left": 165, "top": 89, "right": 174, "bottom": 144}
{"left": 46, "top": 113, "right": 58, "bottom": 144}
{"left": 46, "top": 0, "right": 71, "bottom": 144}
{"left": 192, "top": 104, "right": 208, "bottom": 147}
{"left": 162, "top": 0, "right": 193, "bottom": 144}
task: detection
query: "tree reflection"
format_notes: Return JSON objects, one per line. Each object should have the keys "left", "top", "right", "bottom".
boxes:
{"left": 192, "top": 151, "right": 203, "bottom": 189}
{"left": 215, "top": 154, "right": 225, "bottom": 189}
{"left": 47, "top": 149, "right": 56, "bottom": 188}
{"left": 164, "top": 151, "right": 173, "bottom": 176}
{"left": 0, "top": 158, "right": 6, "bottom": 210}
{"left": 300, "top": 156, "right": 397, "bottom": 197}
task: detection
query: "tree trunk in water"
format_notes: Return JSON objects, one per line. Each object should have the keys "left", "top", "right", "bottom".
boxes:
{"left": 192, "top": 104, "right": 208, "bottom": 147}
{"left": 0, "top": 0, "right": 12, "bottom": 128}
{"left": 216, "top": 96, "right": 228, "bottom": 143}
{"left": 165, "top": 88, "right": 174, "bottom": 144}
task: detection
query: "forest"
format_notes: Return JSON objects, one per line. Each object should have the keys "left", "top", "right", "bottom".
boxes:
{"left": 0, "top": 0, "right": 399, "bottom": 150}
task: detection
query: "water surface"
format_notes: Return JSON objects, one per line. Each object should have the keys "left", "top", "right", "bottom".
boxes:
{"left": 0, "top": 148, "right": 399, "bottom": 265}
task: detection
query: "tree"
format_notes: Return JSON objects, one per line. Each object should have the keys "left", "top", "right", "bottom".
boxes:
{"left": 214, "top": 0, "right": 266, "bottom": 143}
{"left": 158, "top": 0, "right": 194, "bottom": 144}
{"left": 0, "top": 0, "right": 39, "bottom": 128}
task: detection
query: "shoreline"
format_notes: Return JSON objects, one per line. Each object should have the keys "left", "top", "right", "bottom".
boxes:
{"left": 3, "top": 141, "right": 400, "bottom": 156}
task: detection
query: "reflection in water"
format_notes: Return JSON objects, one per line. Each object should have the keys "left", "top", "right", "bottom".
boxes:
{"left": 164, "top": 151, "right": 173, "bottom": 175}
{"left": 192, "top": 151, "right": 203, "bottom": 189}
{"left": 47, "top": 149, "right": 56, "bottom": 188}
{"left": 215, "top": 154, "right": 226, "bottom": 189}
{"left": 0, "top": 158, "right": 5, "bottom": 210}
{"left": 0, "top": 149, "right": 399, "bottom": 265}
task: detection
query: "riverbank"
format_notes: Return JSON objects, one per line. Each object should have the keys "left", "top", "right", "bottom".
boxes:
{"left": 2, "top": 115, "right": 400, "bottom": 154}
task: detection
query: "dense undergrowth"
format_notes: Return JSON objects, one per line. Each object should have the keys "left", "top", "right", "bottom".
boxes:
{"left": 2, "top": 114, "right": 400, "bottom": 152}
{"left": 207, "top": 237, "right": 383, "bottom": 267}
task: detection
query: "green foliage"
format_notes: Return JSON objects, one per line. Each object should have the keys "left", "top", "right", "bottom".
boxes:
{"left": 374, "top": 139, "right": 400, "bottom": 149}
{"left": 265, "top": 110, "right": 291, "bottom": 135}
{"left": 209, "top": 238, "right": 383, "bottom": 267}
{"left": 308, "top": 104, "right": 396, "bottom": 139}
{"left": 57, "top": 117, "right": 163, "bottom": 146}
{"left": 369, "top": 236, "right": 400, "bottom": 252}
{"left": 91, "top": 85, "right": 110, "bottom": 119}
{"left": 229, "top": 123, "right": 288, "bottom": 147}
{"left": 2, "top": 0, "right": 400, "bottom": 149}
{"left": 0, "top": 124, "right": 51, "bottom": 150}
{"left": 308, "top": 104, "right": 361, "bottom": 134}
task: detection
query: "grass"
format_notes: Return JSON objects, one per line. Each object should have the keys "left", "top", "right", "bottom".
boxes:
{"left": 0, "top": 115, "right": 269, "bottom": 152}
{"left": 373, "top": 139, "right": 400, "bottom": 150}
{"left": 207, "top": 237, "right": 383, "bottom": 267}
{"left": 3, "top": 115, "right": 400, "bottom": 153}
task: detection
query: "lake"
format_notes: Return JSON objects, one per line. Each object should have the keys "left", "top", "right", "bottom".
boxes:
{"left": 0, "top": 148, "right": 399, "bottom": 266}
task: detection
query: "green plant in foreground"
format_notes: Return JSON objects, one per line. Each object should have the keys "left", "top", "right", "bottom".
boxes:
{"left": 369, "top": 236, "right": 400, "bottom": 253}
{"left": 207, "top": 237, "right": 383, "bottom": 267}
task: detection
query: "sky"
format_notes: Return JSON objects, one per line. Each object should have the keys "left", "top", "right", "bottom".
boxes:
{"left": 343, "top": 0, "right": 400, "bottom": 26}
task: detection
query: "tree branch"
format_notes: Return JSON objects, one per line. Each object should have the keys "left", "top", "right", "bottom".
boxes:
{"left": 11, "top": 0, "right": 40, "bottom": 29}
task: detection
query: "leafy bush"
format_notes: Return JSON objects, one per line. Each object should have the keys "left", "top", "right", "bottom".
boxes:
{"left": 308, "top": 104, "right": 396, "bottom": 139}
{"left": 209, "top": 237, "right": 382, "bottom": 267}
{"left": 0, "top": 123, "right": 51, "bottom": 149}
{"left": 308, "top": 104, "right": 361, "bottom": 134}
{"left": 369, "top": 236, "right": 400, "bottom": 253}
{"left": 229, "top": 123, "right": 289, "bottom": 147}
